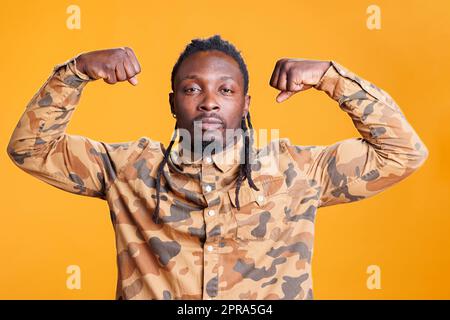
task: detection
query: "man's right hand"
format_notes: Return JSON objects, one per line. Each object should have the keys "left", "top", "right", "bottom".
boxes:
{"left": 75, "top": 47, "right": 141, "bottom": 85}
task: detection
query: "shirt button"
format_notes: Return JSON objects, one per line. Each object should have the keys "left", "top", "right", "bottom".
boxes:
{"left": 208, "top": 210, "right": 216, "bottom": 217}
{"left": 205, "top": 157, "right": 212, "bottom": 164}
{"left": 207, "top": 245, "right": 214, "bottom": 252}
{"left": 205, "top": 185, "right": 212, "bottom": 193}
{"left": 257, "top": 195, "right": 265, "bottom": 203}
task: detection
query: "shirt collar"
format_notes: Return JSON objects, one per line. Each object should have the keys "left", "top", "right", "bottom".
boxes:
{"left": 169, "top": 135, "right": 245, "bottom": 173}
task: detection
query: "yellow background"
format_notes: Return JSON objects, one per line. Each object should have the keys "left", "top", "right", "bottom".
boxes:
{"left": 1, "top": 0, "right": 449, "bottom": 299}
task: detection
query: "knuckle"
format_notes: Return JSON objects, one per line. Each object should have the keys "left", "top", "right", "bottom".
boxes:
{"left": 125, "top": 47, "right": 135, "bottom": 57}
{"left": 104, "top": 62, "right": 115, "bottom": 70}
{"left": 120, "top": 51, "right": 129, "bottom": 60}
{"left": 113, "top": 48, "right": 123, "bottom": 55}
{"left": 114, "top": 49, "right": 127, "bottom": 59}
{"left": 285, "top": 61, "right": 293, "bottom": 69}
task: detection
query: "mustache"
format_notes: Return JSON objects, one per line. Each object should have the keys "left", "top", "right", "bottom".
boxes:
{"left": 192, "top": 113, "right": 226, "bottom": 125}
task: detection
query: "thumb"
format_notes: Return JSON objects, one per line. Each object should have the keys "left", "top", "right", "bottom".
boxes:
{"left": 276, "top": 89, "right": 299, "bottom": 103}
{"left": 128, "top": 75, "right": 138, "bottom": 86}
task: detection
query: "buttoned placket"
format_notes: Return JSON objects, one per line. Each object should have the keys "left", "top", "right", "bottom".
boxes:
{"left": 201, "top": 159, "right": 221, "bottom": 300}
{"left": 169, "top": 140, "right": 243, "bottom": 300}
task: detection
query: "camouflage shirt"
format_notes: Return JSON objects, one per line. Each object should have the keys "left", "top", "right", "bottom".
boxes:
{"left": 7, "top": 55, "right": 429, "bottom": 300}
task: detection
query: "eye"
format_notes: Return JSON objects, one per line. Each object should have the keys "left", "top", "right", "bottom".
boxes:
{"left": 184, "top": 87, "right": 200, "bottom": 94}
{"left": 221, "top": 87, "right": 233, "bottom": 94}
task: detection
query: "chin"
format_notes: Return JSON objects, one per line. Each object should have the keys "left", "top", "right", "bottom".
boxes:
{"left": 200, "top": 128, "right": 223, "bottom": 142}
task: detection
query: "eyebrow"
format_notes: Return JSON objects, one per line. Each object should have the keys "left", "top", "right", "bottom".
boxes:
{"left": 179, "top": 74, "right": 235, "bottom": 81}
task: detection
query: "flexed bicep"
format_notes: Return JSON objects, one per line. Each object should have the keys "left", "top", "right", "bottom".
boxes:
{"left": 288, "top": 60, "right": 428, "bottom": 207}
{"left": 302, "top": 138, "right": 416, "bottom": 207}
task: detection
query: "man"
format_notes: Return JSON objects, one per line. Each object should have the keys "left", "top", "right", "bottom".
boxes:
{"left": 7, "top": 35, "right": 428, "bottom": 300}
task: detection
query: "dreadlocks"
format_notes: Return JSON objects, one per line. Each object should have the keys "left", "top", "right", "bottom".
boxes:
{"left": 234, "top": 113, "right": 259, "bottom": 210}
{"left": 153, "top": 124, "right": 177, "bottom": 225}
{"left": 152, "top": 34, "right": 258, "bottom": 224}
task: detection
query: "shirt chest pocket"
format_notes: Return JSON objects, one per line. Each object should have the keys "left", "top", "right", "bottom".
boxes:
{"left": 227, "top": 177, "right": 291, "bottom": 241}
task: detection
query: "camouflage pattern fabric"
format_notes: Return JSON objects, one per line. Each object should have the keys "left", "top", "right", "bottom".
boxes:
{"left": 7, "top": 56, "right": 428, "bottom": 299}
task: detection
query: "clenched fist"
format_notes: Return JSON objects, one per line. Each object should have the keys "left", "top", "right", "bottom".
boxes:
{"left": 269, "top": 58, "right": 331, "bottom": 103}
{"left": 75, "top": 47, "right": 141, "bottom": 85}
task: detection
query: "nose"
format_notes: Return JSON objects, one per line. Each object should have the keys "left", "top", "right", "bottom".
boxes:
{"left": 198, "top": 92, "right": 220, "bottom": 112}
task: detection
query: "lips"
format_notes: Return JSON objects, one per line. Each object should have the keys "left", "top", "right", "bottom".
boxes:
{"left": 195, "top": 117, "right": 224, "bottom": 130}
{"left": 200, "top": 117, "right": 223, "bottom": 124}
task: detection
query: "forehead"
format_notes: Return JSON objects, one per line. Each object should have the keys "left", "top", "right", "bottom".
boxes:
{"left": 175, "top": 50, "right": 243, "bottom": 83}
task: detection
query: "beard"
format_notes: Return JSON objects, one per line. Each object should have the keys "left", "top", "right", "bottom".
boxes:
{"left": 200, "top": 133, "right": 223, "bottom": 156}
{"left": 177, "top": 128, "right": 239, "bottom": 161}
{"left": 177, "top": 115, "right": 241, "bottom": 159}
{"left": 202, "top": 140, "right": 214, "bottom": 151}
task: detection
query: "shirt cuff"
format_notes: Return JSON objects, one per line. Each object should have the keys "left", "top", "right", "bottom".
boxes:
{"left": 314, "top": 60, "right": 395, "bottom": 107}
{"left": 52, "top": 52, "right": 92, "bottom": 82}
{"left": 313, "top": 61, "right": 345, "bottom": 102}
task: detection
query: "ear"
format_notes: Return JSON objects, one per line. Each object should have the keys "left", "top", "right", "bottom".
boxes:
{"left": 169, "top": 92, "right": 175, "bottom": 115}
{"left": 243, "top": 94, "right": 251, "bottom": 117}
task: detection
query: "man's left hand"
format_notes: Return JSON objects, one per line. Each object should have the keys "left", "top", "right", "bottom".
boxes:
{"left": 269, "top": 58, "right": 331, "bottom": 103}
